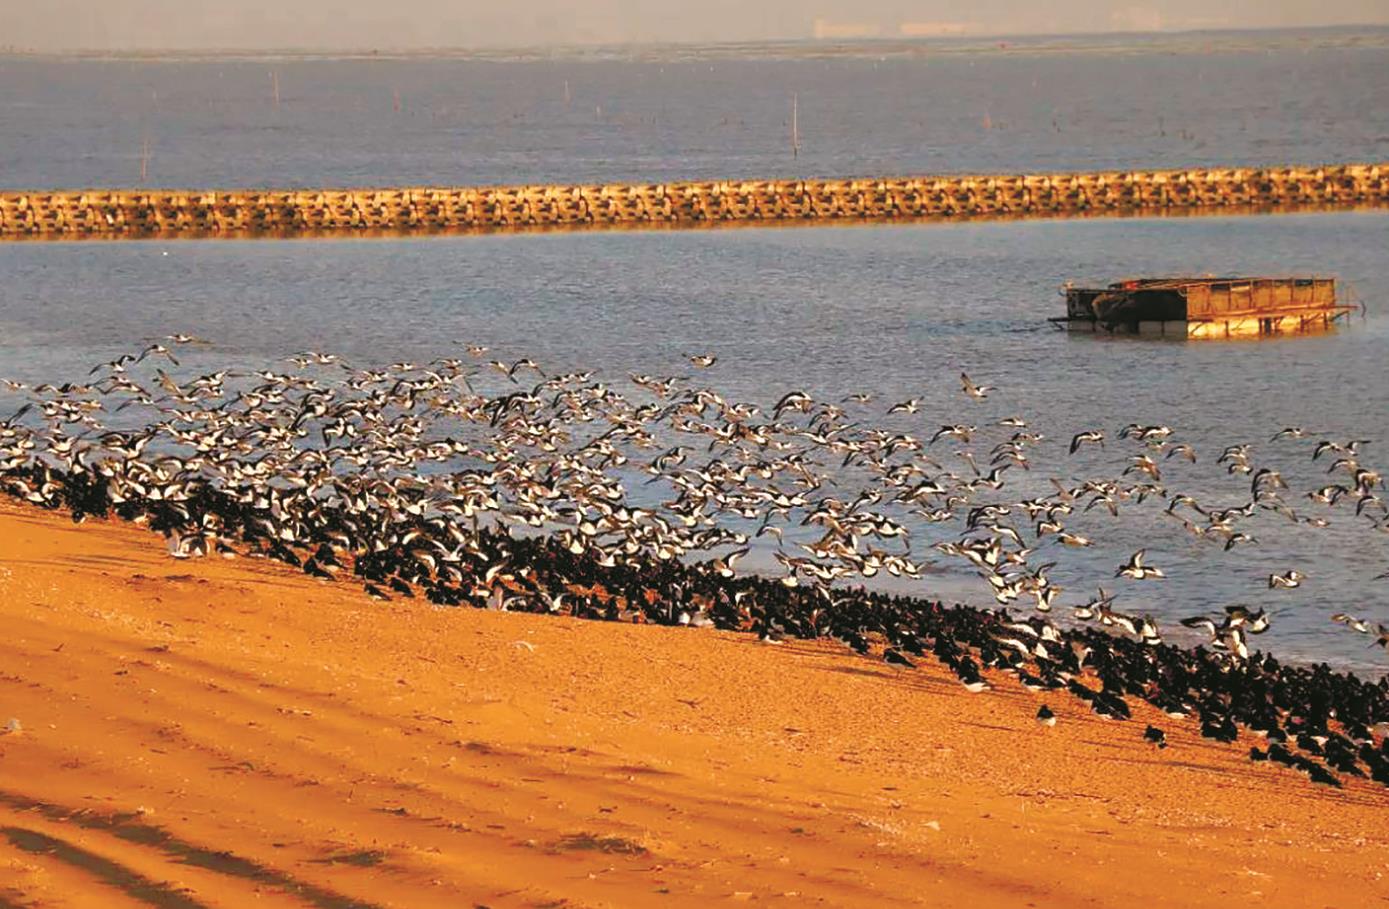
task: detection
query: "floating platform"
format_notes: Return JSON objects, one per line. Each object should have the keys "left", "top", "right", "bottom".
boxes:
{"left": 1053, "top": 276, "right": 1356, "bottom": 339}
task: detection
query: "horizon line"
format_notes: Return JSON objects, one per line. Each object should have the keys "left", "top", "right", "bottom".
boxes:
{"left": 3, "top": 21, "right": 1387, "bottom": 60}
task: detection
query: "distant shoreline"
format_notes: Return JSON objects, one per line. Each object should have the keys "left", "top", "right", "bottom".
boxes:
{"left": 4, "top": 24, "right": 1389, "bottom": 66}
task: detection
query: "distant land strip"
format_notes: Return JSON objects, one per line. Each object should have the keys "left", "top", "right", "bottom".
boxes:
{"left": 2, "top": 163, "right": 1387, "bottom": 240}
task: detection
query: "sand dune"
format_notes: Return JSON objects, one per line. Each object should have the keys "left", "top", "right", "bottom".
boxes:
{"left": 0, "top": 499, "right": 1385, "bottom": 907}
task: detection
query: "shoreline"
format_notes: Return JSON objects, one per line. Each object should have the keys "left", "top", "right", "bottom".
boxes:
{"left": 6, "top": 25, "right": 1389, "bottom": 65}
{"left": 2, "top": 499, "right": 1387, "bottom": 906}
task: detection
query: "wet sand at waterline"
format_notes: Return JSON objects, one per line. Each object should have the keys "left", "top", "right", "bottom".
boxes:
{"left": 1, "top": 499, "right": 1386, "bottom": 908}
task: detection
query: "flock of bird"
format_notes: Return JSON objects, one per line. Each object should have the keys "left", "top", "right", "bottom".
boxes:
{"left": 2, "top": 338, "right": 1388, "bottom": 790}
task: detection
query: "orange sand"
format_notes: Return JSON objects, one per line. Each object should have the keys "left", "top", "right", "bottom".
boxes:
{"left": 1, "top": 499, "right": 1386, "bottom": 908}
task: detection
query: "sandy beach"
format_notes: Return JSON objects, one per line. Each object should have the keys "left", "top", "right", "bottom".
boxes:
{"left": 0, "top": 499, "right": 1385, "bottom": 907}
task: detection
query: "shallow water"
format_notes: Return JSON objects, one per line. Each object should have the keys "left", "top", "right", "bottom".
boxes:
{"left": 2, "top": 29, "right": 1388, "bottom": 189}
{"left": 2, "top": 209, "right": 1387, "bottom": 672}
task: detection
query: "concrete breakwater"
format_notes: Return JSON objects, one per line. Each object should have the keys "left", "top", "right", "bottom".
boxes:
{"left": 2, "top": 163, "right": 1387, "bottom": 238}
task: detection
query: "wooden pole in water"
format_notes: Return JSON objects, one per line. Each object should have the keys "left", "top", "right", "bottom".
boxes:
{"left": 791, "top": 93, "right": 800, "bottom": 159}
{"left": 271, "top": 71, "right": 281, "bottom": 109}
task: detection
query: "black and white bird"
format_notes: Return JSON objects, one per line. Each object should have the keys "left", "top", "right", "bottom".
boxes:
{"left": 1116, "top": 550, "right": 1165, "bottom": 580}
{"left": 1331, "top": 613, "right": 1372, "bottom": 634}
{"left": 1069, "top": 430, "right": 1104, "bottom": 454}
{"left": 960, "top": 373, "right": 994, "bottom": 401}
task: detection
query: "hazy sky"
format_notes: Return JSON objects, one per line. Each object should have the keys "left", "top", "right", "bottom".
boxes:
{"left": 5, "top": 1, "right": 1389, "bottom": 51}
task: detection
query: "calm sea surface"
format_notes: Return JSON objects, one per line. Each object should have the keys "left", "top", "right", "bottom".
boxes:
{"left": 1, "top": 31, "right": 1387, "bottom": 672}
{"left": 2, "top": 29, "right": 1388, "bottom": 188}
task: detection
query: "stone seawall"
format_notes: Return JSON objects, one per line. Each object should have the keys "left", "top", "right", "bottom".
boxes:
{"left": 2, "top": 163, "right": 1386, "bottom": 238}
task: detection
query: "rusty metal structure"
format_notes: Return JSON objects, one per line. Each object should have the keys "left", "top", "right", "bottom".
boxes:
{"left": 1, "top": 162, "right": 1387, "bottom": 240}
{"left": 1055, "top": 276, "right": 1356, "bottom": 338}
